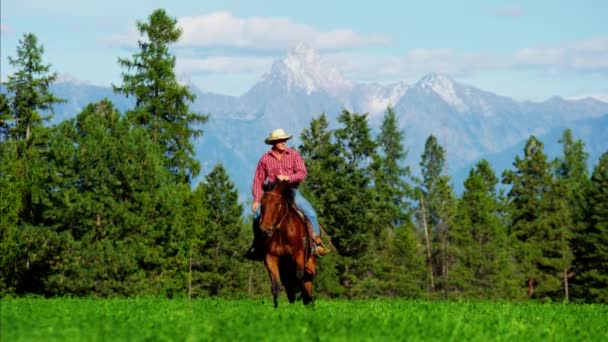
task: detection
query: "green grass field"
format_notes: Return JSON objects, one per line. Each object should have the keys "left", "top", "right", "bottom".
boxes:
{"left": 1, "top": 297, "right": 606, "bottom": 341}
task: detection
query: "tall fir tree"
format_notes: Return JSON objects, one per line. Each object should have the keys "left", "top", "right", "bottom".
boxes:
{"left": 366, "top": 106, "right": 423, "bottom": 298}
{"left": 190, "top": 164, "right": 245, "bottom": 297}
{"left": 503, "top": 136, "right": 573, "bottom": 300}
{"left": 0, "top": 34, "right": 65, "bottom": 295}
{"left": 2, "top": 33, "right": 65, "bottom": 144}
{"left": 113, "top": 9, "right": 208, "bottom": 183}
{"left": 299, "top": 113, "right": 336, "bottom": 206}
{"left": 578, "top": 152, "right": 608, "bottom": 303}
{"left": 555, "top": 129, "right": 590, "bottom": 301}
{"left": 298, "top": 114, "right": 344, "bottom": 297}
{"left": 416, "top": 135, "right": 457, "bottom": 297}
{"left": 372, "top": 106, "right": 413, "bottom": 231}
{"left": 1, "top": 33, "right": 65, "bottom": 224}
{"left": 330, "top": 110, "right": 377, "bottom": 256}
{"left": 32, "top": 100, "right": 178, "bottom": 296}
{"left": 451, "top": 160, "right": 519, "bottom": 299}
{"left": 0, "top": 140, "right": 23, "bottom": 295}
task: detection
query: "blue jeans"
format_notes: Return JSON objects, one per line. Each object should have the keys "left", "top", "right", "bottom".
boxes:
{"left": 293, "top": 189, "right": 320, "bottom": 236}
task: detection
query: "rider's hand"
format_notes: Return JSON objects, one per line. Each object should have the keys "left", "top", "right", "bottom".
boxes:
{"left": 252, "top": 201, "right": 260, "bottom": 213}
{"left": 277, "top": 174, "right": 290, "bottom": 182}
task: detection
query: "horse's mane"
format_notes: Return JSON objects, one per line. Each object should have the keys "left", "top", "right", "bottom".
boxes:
{"left": 262, "top": 180, "right": 294, "bottom": 203}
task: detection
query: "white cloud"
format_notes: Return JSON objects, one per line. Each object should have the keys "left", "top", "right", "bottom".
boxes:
{"left": 175, "top": 56, "right": 273, "bottom": 75}
{"left": 324, "top": 49, "right": 500, "bottom": 82}
{"left": 109, "top": 11, "right": 389, "bottom": 51}
{"left": 567, "top": 93, "right": 608, "bottom": 103}
{"left": 105, "top": 24, "right": 139, "bottom": 48}
{"left": 515, "top": 36, "right": 608, "bottom": 73}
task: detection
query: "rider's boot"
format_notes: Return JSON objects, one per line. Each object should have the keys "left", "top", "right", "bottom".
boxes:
{"left": 312, "top": 234, "right": 330, "bottom": 257}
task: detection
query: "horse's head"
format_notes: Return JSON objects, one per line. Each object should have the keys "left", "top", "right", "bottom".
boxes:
{"left": 259, "top": 180, "right": 292, "bottom": 234}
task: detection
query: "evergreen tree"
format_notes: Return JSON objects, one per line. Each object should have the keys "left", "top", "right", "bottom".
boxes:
{"left": 416, "top": 135, "right": 457, "bottom": 296}
{"left": 555, "top": 129, "right": 590, "bottom": 301}
{"left": 0, "top": 34, "right": 65, "bottom": 295}
{"left": 25, "top": 100, "right": 193, "bottom": 297}
{"left": 578, "top": 152, "right": 608, "bottom": 303}
{"left": 365, "top": 107, "right": 423, "bottom": 298}
{"left": 0, "top": 140, "right": 23, "bottom": 295}
{"left": 113, "top": 9, "right": 208, "bottom": 183}
{"left": 372, "top": 106, "right": 413, "bottom": 231}
{"left": 299, "top": 110, "right": 377, "bottom": 297}
{"left": 0, "top": 93, "right": 11, "bottom": 138}
{"left": 2, "top": 33, "right": 65, "bottom": 144}
{"left": 299, "top": 114, "right": 344, "bottom": 297}
{"left": 1, "top": 33, "right": 65, "bottom": 225}
{"left": 451, "top": 160, "right": 519, "bottom": 299}
{"left": 330, "top": 110, "right": 376, "bottom": 256}
{"left": 190, "top": 164, "right": 245, "bottom": 296}
{"left": 299, "top": 113, "right": 335, "bottom": 205}
{"left": 503, "top": 136, "right": 573, "bottom": 300}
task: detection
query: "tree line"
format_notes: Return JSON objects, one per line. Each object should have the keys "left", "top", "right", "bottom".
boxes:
{"left": 1, "top": 9, "right": 606, "bottom": 303}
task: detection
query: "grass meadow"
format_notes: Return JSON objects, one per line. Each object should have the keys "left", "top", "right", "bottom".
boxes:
{"left": 1, "top": 297, "right": 606, "bottom": 341}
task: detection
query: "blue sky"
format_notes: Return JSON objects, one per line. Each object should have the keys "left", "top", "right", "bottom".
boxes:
{"left": 1, "top": 0, "right": 607, "bottom": 101}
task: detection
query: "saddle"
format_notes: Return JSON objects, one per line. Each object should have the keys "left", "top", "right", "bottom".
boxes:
{"left": 243, "top": 204, "right": 327, "bottom": 261}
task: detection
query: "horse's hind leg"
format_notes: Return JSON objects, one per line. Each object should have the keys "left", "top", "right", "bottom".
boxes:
{"left": 302, "top": 258, "right": 317, "bottom": 306}
{"left": 302, "top": 277, "right": 314, "bottom": 306}
{"left": 265, "top": 256, "right": 281, "bottom": 308}
{"left": 285, "top": 286, "right": 297, "bottom": 303}
{"left": 295, "top": 250, "right": 306, "bottom": 280}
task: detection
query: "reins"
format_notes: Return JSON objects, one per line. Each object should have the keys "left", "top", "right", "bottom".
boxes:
{"left": 263, "top": 190, "right": 313, "bottom": 262}
{"left": 263, "top": 192, "right": 290, "bottom": 231}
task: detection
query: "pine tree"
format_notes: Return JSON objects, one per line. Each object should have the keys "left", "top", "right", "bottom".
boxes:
{"left": 330, "top": 110, "right": 377, "bottom": 256}
{"left": 555, "top": 129, "right": 590, "bottom": 301}
{"left": 416, "top": 135, "right": 457, "bottom": 296}
{"left": 579, "top": 152, "right": 608, "bottom": 303}
{"left": 0, "top": 93, "right": 11, "bottom": 138}
{"left": 451, "top": 160, "right": 518, "bottom": 299}
{"left": 299, "top": 113, "right": 335, "bottom": 205}
{"left": 33, "top": 100, "right": 176, "bottom": 296}
{"left": 0, "top": 140, "right": 23, "bottom": 295}
{"left": 372, "top": 106, "right": 413, "bottom": 231}
{"left": 299, "top": 110, "right": 378, "bottom": 297}
{"left": 191, "top": 164, "right": 244, "bottom": 296}
{"left": 503, "top": 136, "right": 573, "bottom": 300}
{"left": 367, "top": 107, "right": 423, "bottom": 297}
{"left": 2, "top": 33, "right": 65, "bottom": 144}
{"left": 1, "top": 33, "right": 65, "bottom": 224}
{"left": 298, "top": 114, "right": 343, "bottom": 297}
{"left": 0, "top": 34, "right": 65, "bottom": 295}
{"left": 113, "top": 9, "right": 208, "bottom": 183}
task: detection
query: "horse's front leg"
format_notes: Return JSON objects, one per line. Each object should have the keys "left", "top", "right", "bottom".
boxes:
{"left": 295, "top": 249, "right": 306, "bottom": 281}
{"left": 265, "top": 255, "right": 281, "bottom": 308}
{"left": 302, "top": 257, "right": 316, "bottom": 306}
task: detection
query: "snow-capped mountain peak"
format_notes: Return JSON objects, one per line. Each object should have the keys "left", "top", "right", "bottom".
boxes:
{"left": 417, "top": 72, "right": 467, "bottom": 111}
{"left": 266, "top": 43, "right": 352, "bottom": 95}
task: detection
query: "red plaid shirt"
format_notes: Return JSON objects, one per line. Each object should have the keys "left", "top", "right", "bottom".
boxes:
{"left": 252, "top": 147, "right": 307, "bottom": 202}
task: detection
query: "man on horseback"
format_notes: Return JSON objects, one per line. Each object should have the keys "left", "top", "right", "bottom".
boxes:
{"left": 245, "top": 128, "right": 329, "bottom": 260}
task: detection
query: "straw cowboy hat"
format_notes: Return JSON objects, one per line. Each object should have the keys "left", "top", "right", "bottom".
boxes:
{"left": 265, "top": 128, "right": 293, "bottom": 144}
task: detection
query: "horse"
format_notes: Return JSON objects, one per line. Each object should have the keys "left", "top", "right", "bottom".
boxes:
{"left": 258, "top": 180, "right": 316, "bottom": 308}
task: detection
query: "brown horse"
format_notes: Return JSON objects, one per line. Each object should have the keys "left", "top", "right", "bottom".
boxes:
{"left": 258, "top": 180, "right": 316, "bottom": 308}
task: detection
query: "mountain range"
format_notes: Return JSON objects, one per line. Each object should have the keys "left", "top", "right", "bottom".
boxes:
{"left": 5, "top": 44, "right": 608, "bottom": 199}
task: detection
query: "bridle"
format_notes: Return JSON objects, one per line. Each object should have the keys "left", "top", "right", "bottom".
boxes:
{"left": 261, "top": 192, "right": 290, "bottom": 234}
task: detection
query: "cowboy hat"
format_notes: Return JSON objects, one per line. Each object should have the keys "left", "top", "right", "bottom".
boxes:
{"left": 265, "top": 128, "right": 293, "bottom": 144}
